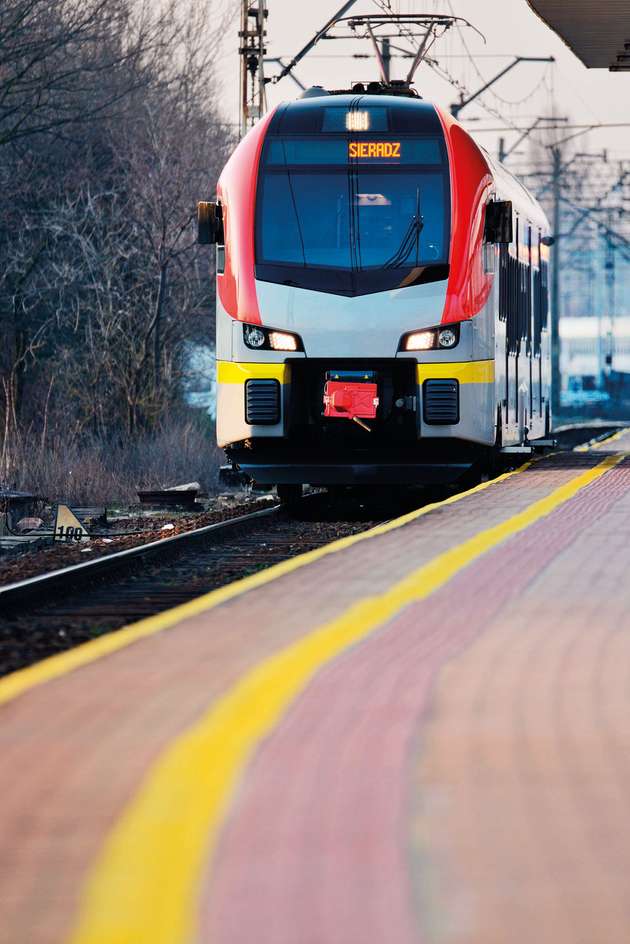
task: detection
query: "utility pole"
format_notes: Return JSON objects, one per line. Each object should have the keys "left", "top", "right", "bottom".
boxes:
{"left": 551, "top": 145, "right": 561, "bottom": 417}
{"left": 270, "top": 1, "right": 358, "bottom": 87}
{"left": 239, "top": 1, "right": 268, "bottom": 138}
{"left": 605, "top": 207, "right": 615, "bottom": 381}
{"left": 544, "top": 136, "right": 582, "bottom": 417}
{"left": 522, "top": 138, "right": 629, "bottom": 414}
{"left": 498, "top": 116, "right": 568, "bottom": 164}
{"left": 381, "top": 37, "right": 391, "bottom": 83}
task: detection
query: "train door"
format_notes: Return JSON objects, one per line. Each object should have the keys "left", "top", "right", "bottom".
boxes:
{"left": 502, "top": 243, "right": 510, "bottom": 442}
{"left": 540, "top": 245, "right": 550, "bottom": 428}
{"left": 516, "top": 219, "right": 531, "bottom": 440}
{"left": 499, "top": 209, "right": 534, "bottom": 443}
{"left": 527, "top": 224, "right": 534, "bottom": 429}
{"left": 507, "top": 216, "right": 519, "bottom": 436}
{"left": 499, "top": 218, "right": 549, "bottom": 441}
{"left": 532, "top": 231, "right": 543, "bottom": 424}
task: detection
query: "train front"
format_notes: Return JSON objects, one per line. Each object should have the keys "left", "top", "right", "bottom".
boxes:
{"left": 210, "top": 92, "right": 496, "bottom": 487}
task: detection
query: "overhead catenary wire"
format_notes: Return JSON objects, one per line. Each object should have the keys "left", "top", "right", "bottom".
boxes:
{"left": 369, "top": 0, "right": 550, "bottom": 146}
{"left": 445, "top": 0, "right": 553, "bottom": 109}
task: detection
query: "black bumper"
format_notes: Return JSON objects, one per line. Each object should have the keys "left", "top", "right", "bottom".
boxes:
{"left": 228, "top": 442, "right": 480, "bottom": 486}
{"left": 236, "top": 461, "right": 470, "bottom": 486}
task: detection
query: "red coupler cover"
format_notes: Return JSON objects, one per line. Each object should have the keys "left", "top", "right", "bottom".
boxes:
{"left": 323, "top": 381, "right": 379, "bottom": 419}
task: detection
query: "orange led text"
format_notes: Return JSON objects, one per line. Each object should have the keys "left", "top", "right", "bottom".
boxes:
{"left": 348, "top": 141, "right": 401, "bottom": 159}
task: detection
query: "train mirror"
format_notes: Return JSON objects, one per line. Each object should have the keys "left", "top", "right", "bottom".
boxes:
{"left": 541, "top": 235, "right": 555, "bottom": 247}
{"left": 197, "top": 201, "right": 223, "bottom": 245}
{"left": 484, "top": 200, "right": 513, "bottom": 245}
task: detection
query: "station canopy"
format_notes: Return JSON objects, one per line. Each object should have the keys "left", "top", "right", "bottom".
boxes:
{"left": 527, "top": 0, "right": 630, "bottom": 70}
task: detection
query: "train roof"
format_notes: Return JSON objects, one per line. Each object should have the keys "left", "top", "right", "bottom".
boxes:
{"left": 482, "top": 147, "right": 549, "bottom": 231}
{"left": 270, "top": 92, "right": 443, "bottom": 135}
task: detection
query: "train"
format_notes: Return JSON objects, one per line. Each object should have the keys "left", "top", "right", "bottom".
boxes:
{"left": 198, "top": 84, "right": 552, "bottom": 502}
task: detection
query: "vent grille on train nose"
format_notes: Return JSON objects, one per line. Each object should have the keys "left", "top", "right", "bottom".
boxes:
{"left": 423, "top": 379, "right": 459, "bottom": 425}
{"left": 245, "top": 379, "right": 281, "bottom": 425}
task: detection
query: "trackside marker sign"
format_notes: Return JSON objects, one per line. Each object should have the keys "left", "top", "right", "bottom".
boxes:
{"left": 54, "top": 504, "right": 90, "bottom": 543}
{"left": 348, "top": 141, "right": 401, "bottom": 159}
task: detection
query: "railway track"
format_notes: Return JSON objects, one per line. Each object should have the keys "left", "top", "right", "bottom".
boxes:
{"left": 0, "top": 489, "right": 434, "bottom": 678}
{"left": 0, "top": 424, "right": 621, "bottom": 679}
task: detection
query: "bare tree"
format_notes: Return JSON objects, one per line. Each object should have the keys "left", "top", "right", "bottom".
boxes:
{"left": 115, "top": 3, "right": 231, "bottom": 391}
{"left": 0, "top": 0, "right": 234, "bottom": 481}
{"left": 0, "top": 0, "right": 178, "bottom": 147}
{"left": 0, "top": 0, "right": 230, "bottom": 460}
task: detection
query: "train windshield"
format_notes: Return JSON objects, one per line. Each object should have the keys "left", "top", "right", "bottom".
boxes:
{"left": 255, "top": 135, "right": 450, "bottom": 296}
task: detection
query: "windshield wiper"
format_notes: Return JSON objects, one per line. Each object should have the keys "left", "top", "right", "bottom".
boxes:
{"left": 281, "top": 140, "right": 307, "bottom": 266}
{"left": 382, "top": 186, "right": 424, "bottom": 270}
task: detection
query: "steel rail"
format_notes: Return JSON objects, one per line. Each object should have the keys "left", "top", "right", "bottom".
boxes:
{"left": 0, "top": 426, "right": 618, "bottom": 610}
{"left": 0, "top": 504, "right": 284, "bottom": 608}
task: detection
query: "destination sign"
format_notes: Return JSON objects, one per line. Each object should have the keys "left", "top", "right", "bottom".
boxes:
{"left": 348, "top": 141, "right": 401, "bottom": 159}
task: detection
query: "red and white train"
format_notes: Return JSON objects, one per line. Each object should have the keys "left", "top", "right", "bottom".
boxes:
{"left": 198, "top": 85, "right": 552, "bottom": 499}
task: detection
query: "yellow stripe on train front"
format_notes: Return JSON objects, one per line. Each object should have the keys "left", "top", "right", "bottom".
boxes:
{"left": 417, "top": 359, "right": 495, "bottom": 384}
{"left": 217, "top": 361, "right": 289, "bottom": 384}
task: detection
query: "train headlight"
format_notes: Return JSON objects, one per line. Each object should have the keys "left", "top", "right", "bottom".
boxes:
{"left": 269, "top": 331, "right": 299, "bottom": 352}
{"left": 438, "top": 328, "right": 457, "bottom": 349}
{"left": 244, "top": 325, "right": 266, "bottom": 348}
{"left": 243, "top": 323, "right": 303, "bottom": 352}
{"left": 400, "top": 324, "right": 460, "bottom": 353}
{"left": 403, "top": 330, "right": 435, "bottom": 351}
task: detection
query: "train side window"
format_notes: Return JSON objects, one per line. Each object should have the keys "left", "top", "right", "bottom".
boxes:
{"left": 498, "top": 243, "right": 508, "bottom": 320}
{"left": 525, "top": 225, "right": 532, "bottom": 353}
{"left": 506, "top": 252, "right": 519, "bottom": 354}
{"left": 506, "top": 218, "right": 519, "bottom": 354}
{"left": 533, "top": 233, "right": 542, "bottom": 356}
{"left": 499, "top": 210, "right": 534, "bottom": 357}
{"left": 508, "top": 218, "right": 534, "bottom": 351}
{"left": 533, "top": 267, "right": 541, "bottom": 355}
{"left": 541, "top": 255, "right": 549, "bottom": 329}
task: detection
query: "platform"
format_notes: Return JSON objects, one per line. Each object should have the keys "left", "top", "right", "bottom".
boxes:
{"left": 2, "top": 432, "right": 630, "bottom": 944}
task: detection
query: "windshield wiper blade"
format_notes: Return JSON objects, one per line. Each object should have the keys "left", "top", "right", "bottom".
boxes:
{"left": 382, "top": 213, "right": 424, "bottom": 269}
{"left": 281, "top": 140, "right": 307, "bottom": 266}
{"left": 382, "top": 186, "right": 424, "bottom": 270}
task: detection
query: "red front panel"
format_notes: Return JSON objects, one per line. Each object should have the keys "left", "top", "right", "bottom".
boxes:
{"left": 436, "top": 107, "right": 494, "bottom": 324}
{"left": 216, "top": 108, "right": 277, "bottom": 324}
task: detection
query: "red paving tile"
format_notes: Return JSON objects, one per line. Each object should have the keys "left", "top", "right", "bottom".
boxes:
{"left": 0, "top": 444, "right": 629, "bottom": 943}
{"left": 201, "top": 457, "right": 630, "bottom": 944}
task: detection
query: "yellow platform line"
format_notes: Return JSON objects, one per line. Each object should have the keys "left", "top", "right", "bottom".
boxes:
{"left": 575, "top": 428, "right": 629, "bottom": 452}
{"left": 67, "top": 452, "right": 624, "bottom": 944}
{"left": 0, "top": 462, "right": 535, "bottom": 710}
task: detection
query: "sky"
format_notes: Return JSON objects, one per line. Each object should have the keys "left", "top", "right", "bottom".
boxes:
{"left": 214, "top": 0, "right": 630, "bottom": 168}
